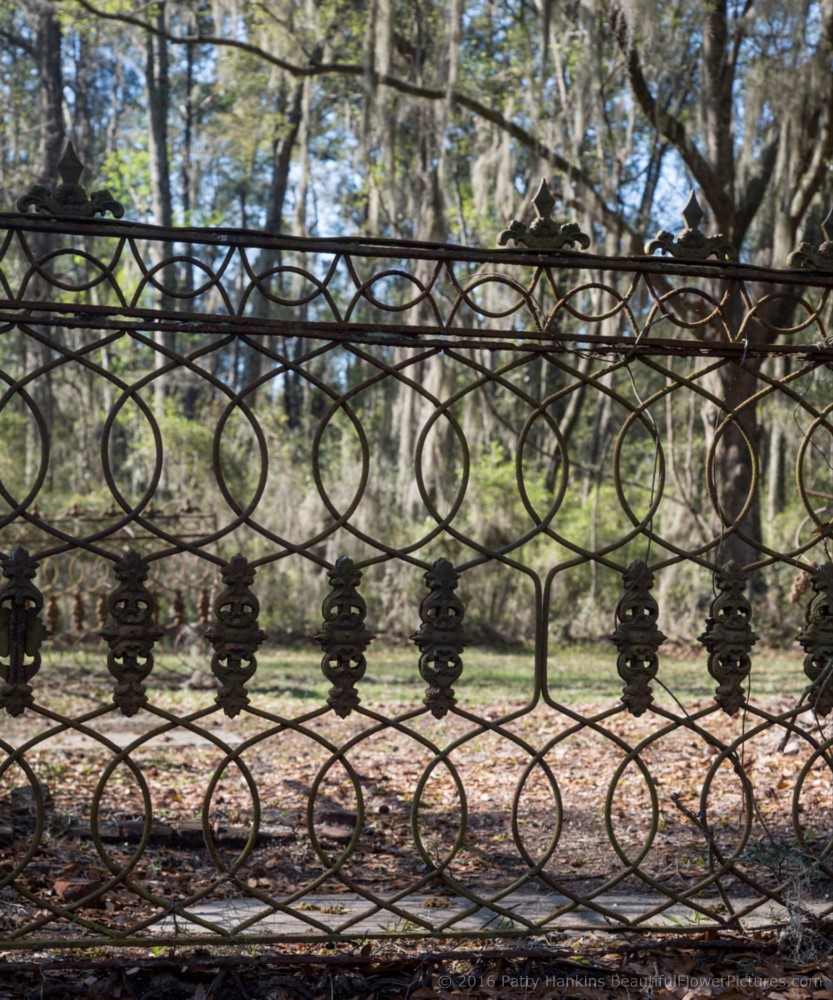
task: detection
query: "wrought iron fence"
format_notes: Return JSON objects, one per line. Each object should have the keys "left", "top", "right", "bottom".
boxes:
{"left": 1, "top": 158, "right": 833, "bottom": 950}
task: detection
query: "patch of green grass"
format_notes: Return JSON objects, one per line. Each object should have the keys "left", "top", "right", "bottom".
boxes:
{"left": 25, "top": 639, "right": 809, "bottom": 721}
{"left": 545, "top": 642, "right": 806, "bottom": 704}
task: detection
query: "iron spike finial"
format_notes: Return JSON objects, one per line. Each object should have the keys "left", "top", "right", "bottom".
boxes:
{"left": 532, "top": 178, "right": 556, "bottom": 222}
{"left": 58, "top": 142, "right": 84, "bottom": 187}
{"left": 788, "top": 208, "right": 833, "bottom": 271}
{"left": 17, "top": 141, "right": 124, "bottom": 219}
{"left": 644, "top": 190, "right": 737, "bottom": 262}
{"left": 681, "top": 190, "right": 704, "bottom": 232}
{"left": 498, "top": 177, "right": 591, "bottom": 252}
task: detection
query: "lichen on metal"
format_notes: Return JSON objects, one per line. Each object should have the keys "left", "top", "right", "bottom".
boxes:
{"left": 16, "top": 141, "right": 124, "bottom": 219}
{"left": 609, "top": 560, "right": 666, "bottom": 716}
{"left": 644, "top": 190, "right": 737, "bottom": 261}
{"left": 787, "top": 208, "right": 833, "bottom": 271}
{"left": 100, "top": 549, "right": 163, "bottom": 716}
{"left": 796, "top": 561, "right": 833, "bottom": 716}
{"left": 411, "top": 558, "right": 470, "bottom": 718}
{"left": 204, "top": 555, "right": 267, "bottom": 717}
{"left": 698, "top": 562, "right": 758, "bottom": 715}
{"left": 498, "top": 178, "right": 591, "bottom": 251}
{"left": 0, "top": 547, "right": 47, "bottom": 716}
{"left": 313, "top": 556, "right": 374, "bottom": 717}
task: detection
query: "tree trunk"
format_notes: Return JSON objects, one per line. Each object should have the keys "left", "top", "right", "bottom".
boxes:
{"left": 146, "top": 2, "right": 172, "bottom": 229}
{"left": 26, "top": 3, "right": 63, "bottom": 492}
{"left": 35, "top": 5, "right": 64, "bottom": 185}
{"left": 144, "top": 2, "right": 175, "bottom": 418}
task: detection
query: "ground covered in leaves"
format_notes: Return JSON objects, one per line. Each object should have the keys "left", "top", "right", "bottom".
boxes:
{"left": 1, "top": 936, "right": 833, "bottom": 999}
{"left": 1, "top": 646, "right": 832, "bottom": 992}
{"left": 2, "top": 686, "right": 832, "bottom": 932}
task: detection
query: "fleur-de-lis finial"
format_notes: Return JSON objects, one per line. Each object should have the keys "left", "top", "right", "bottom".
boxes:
{"left": 498, "top": 178, "right": 591, "bottom": 252}
{"left": 17, "top": 141, "right": 124, "bottom": 219}
{"left": 787, "top": 208, "right": 833, "bottom": 271}
{"left": 644, "top": 190, "right": 737, "bottom": 262}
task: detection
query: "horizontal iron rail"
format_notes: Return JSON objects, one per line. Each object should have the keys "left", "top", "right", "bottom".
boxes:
{"left": 2, "top": 212, "right": 833, "bottom": 285}
{"left": 4, "top": 310, "right": 833, "bottom": 359}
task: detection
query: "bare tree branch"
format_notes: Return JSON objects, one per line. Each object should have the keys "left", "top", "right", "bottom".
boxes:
{"left": 62, "top": 0, "right": 645, "bottom": 251}
{"left": 788, "top": 0, "right": 833, "bottom": 227}
{"left": 0, "top": 26, "right": 35, "bottom": 57}
{"left": 607, "top": 2, "right": 733, "bottom": 229}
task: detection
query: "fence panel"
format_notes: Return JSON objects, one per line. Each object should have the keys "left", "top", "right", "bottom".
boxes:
{"left": 0, "top": 205, "right": 832, "bottom": 949}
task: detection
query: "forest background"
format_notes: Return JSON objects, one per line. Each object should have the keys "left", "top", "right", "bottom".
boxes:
{"left": 2, "top": 0, "right": 833, "bottom": 649}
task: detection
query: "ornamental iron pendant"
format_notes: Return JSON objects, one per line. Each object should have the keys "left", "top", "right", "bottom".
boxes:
{"left": 204, "top": 555, "right": 267, "bottom": 718}
{"left": 609, "top": 560, "right": 666, "bottom": 716}
{"left": 787, "top": 209, "right": 833, "bottom": 271}
{"left": 100, "top": 550, "right": 163, "bottom": 716}
{"left": 0, "top": 548, "right": 47, "bottom": 716}
{"left": 17, "top": 142, "right": 124, "bottom": 219}
{"left": 698, "top": 562, "right": 759, "bottom": 715}
{"left": 498, "top": 178, "right": 591, "bottom": 252}
{"left": 411, "top": 558, "right": 470, "bottom": 719}
{"left": 644, "top": 191, "right": 737, "bottom": 262}
{"left": 313, "top": 556, "right": 374, "bottom": 718}
{"left": 796, "top": 562, "right": 833, "bottom": 716}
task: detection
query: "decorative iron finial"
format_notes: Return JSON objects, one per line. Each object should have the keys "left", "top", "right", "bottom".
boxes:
{"left": 699, "top": 562, "right": 758, "bottom": 715}
{"left": 796, "top": 562, "right": 833, "bottom": 716}
{"left": 0, "top": 547, "right": 47, "bottom": 716}
{"left": 498, "top": 178, "right": 591, "bottom": 251}
{"left": 644, "top": 191, "right": 736, "bottom": 262}
{"left": 204, "top": 556, "right": 267, "bottom": 717}
{"left": 787, "top": 209, "right": 833, "bottom": 271}
{"left": 411, "top": 558, "right": 470, "bottom": 719}
{"left": 609, "top": 560, "right": 666, "bottom": 716}
{"left": 100, "top": 550, "right": 163, "bottom": 716}
{"left": 313, "top": 556, "right": 374, "bottom": 718}
{"left": 17, "top": 141, "right": 124, "bottom": 219}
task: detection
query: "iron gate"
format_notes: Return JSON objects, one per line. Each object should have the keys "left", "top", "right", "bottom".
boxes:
{"left": 0, "top": 154, "right": 832, "bottom": 950}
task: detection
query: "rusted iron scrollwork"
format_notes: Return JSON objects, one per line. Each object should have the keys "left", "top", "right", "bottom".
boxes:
{"left": 699, "top": 562, "right": 759, "bottom": 715}
{"left": 313, "top": 556, "right": 374, "bottom": 718}
{"left": 610, "top": 560, "right": 667, "bottom": 716}
{"left": 411, "top": 558, "right": 470, "bottom": 719}
{"left": 644, "top": 191, "right": 737, "bottom": 262}
{"left": 796, "top": 562, "right": 833, "bottom": 716}
{"left": 0, "top": 547, "right": 47, "bottom": 716}
{"left": 100, "top": 550, "right": 163, "bottom": 716}
{"left": 204, "top": 555, "right": 267, "bottom": 718}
